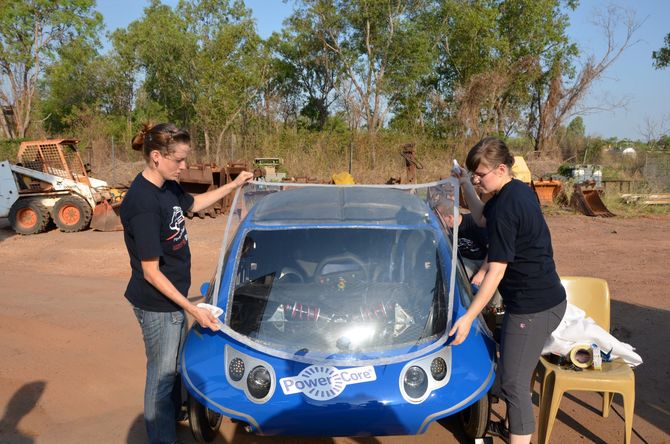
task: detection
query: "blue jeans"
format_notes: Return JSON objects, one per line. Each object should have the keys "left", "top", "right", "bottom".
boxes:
{"left": 133, "top": 307, "right": 186, "bottom": 444}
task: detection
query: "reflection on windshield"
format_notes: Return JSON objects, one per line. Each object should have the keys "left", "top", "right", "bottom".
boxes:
{"left": 229, "top": 228, "right": 448, "bottom": 356}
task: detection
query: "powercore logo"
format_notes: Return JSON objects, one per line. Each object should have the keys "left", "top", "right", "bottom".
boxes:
{"left": 280, "top": 365, "right": 376, "bottom": 401}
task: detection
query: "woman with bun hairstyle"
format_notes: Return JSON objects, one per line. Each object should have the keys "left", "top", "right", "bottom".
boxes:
{"left": 120, "top": 123, "right": 252, "bottom": 444}
{"left": 450, "top": 137, "right": 566, "bottom": 444}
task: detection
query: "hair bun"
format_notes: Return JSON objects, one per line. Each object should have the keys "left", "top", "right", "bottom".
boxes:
{"left": 131, "top": 123, "right": 154, "bottom": 151}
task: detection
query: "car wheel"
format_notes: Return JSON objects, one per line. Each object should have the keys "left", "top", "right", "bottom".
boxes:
{"left": 52, "top": 195, "right": 92, "bottom": 232}
{"left": 8, "top": 198, "right": 51, "bottom": 235}
{"left": 460, "top": 393, "right": 490, "bottom": 439}
{"left": 188, "top": 394, "right": 223, "bottom": 442}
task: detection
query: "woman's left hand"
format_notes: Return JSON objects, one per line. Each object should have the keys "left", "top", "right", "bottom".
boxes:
{"left": 449, "top": 313, "right": 474, "bottom": 346}
{"left": 233, "top": 170, "right": 254, "bottom": 187}
{"left": 471, "top": 269, "right": 486, "bottom": 286}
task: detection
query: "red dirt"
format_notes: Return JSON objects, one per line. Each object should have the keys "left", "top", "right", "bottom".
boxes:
{"left": 0, "top": 213, "right": 668, "bottom": 443}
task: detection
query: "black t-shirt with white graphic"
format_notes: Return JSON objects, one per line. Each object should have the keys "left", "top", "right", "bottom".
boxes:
{"left": 120, "top": 173, "right": 195, "bottom": 312}
{"left": 458, "top": 213, "right": 488, "bottom": 260}
{"left": 484, "top": 179, "right": 565, "bottom": 314}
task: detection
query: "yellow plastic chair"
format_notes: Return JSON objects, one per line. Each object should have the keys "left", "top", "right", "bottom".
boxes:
{"left": 536, "top": 276, "right": 635, "bottom": 444}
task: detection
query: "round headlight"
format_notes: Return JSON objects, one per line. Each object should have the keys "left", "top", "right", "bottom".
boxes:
{"left": 430, "top": 357, "right": 447, "bottom": 381}
{"left": 247, "top": 366, "right": 272, "bottom": 399}
{"left": 403, "top": 365, "right": 428, "bottom": 399}
{"left": 228, "top": 357, "right": 245, "bottom": 382}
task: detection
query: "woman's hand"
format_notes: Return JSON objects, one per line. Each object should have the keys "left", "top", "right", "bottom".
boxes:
{"left": 471, "top": 268, "right": 486, "bottom": 286}
{"left": 191, "top": 305, "right": 221, "bottom": 331}
{"left": 451, "top": 160, "right": 471, "bottom": 186}
{"left": 449, "top": 313, "right": 475, "bottom": 346}
{"left": 233, "top": 170, "right": 254, "bottom": 187}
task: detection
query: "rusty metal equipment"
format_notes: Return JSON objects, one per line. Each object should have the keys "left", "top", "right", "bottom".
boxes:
{"left": 178, "top": 162, "right": 250, "bottom": 218}
{"left": 570, "top": 181, "right": 615, "bottom": 217}
{"left": 532, "top": 179, "right": 567, "bottom": 206}
{"left": 90, "top": 200, "right": 123, "bottom": 231}
{"left": 400, "top": 143, "right": 423, "bottom": 184}
{"left": 1, "top": 139, "right": 123, "bottom": 234}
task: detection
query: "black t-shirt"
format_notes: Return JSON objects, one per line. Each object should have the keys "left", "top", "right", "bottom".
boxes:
{"left": 120, "top": 173, "right": 195, "bottom": 312}
{"left": 484, "top": 179, "right": 565, "bottom": 314}
{"left": 458, "top": 213, "right": 488, "bottom": 260}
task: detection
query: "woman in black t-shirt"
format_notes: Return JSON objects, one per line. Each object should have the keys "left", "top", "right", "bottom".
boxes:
{"left": 450, "top": 137, "right": 566, "bottom": 444}
{"left": 120, "top": 123, "right": 252, "bottom": 444}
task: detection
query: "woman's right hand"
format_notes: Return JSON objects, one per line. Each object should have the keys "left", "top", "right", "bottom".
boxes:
{"left": 191, "top": 306, "right": 221, "bottom": 331}
{"left": 451, "top": 160, "right": 470, "bottom": 186}
{"left": 449, "top": 313, "right": 475, "bottom": 346}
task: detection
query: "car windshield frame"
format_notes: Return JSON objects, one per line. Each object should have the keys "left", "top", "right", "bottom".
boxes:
{"left": 211, "top": 180, "right": 460, "bottom": 366}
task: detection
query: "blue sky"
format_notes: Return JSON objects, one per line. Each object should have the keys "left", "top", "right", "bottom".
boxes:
{"left": 96, "top": 0, "right": 669, "bottom": 141}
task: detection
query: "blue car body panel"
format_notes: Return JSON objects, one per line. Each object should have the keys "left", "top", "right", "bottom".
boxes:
{"left": 181, "top": 181, "right": 496, "bottom": 436}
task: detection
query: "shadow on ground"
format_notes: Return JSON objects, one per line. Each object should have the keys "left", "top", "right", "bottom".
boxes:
{"left": 0, "top": 381, "right": 46, "bottom": 444}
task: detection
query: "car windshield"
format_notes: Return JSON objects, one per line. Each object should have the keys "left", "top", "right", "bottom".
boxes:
{"left": 228, "top": 227, "right": 448, "bottom": 357}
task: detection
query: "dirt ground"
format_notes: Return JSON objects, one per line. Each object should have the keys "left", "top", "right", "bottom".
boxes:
{"left": 0, "top": 213, "right": 668, "bottom": 444}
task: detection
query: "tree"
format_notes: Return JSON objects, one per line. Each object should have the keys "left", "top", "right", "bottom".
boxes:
{"left": 0, "top": 0, "right": 102, "bottom": 138}
{"left": 298, "top": 0, "right": 436, "bottom": 165}
{"left": 113, "top": 0, "right": 267, "bottom": 161}
{"left": 422, "top": 0, "right": 579, "bottom": 144}
{"left": 268, "top": 8, "right": 342, "bottom": 131}
{"left": 40, "top": 40, "right": 102, "bottom": 133}
{"left": 652, "top": 32, "right": 670, "bottom": 69}
{"left": 183, "top": 0, "right": 268, "bottom": 161}
{"left": 560, "top": 116, "right": 586, "bottom": 160}
{"left": 529, "top": 5, "right": 638, "bottom": 153}
{"left": 111, "top": 0, "right": 197, "bottom": 127}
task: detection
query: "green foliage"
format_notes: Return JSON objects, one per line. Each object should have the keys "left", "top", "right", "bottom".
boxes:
{"left": 0, "top": 139, "right": 23, "bottom": 162}
{"left": 1, "top": 0, "right": 639, "bottom": 180}
{"left": 567, "top": 117, "right": 585, "bottom": 136}
{"left": 0, "top": 0, "right": 102, "bottom": 137}
{"left": 40, "top": 39, "right": 103, "bottom": 133}
{"left": 652, "top": 32, "right": 670, "bottom": 69}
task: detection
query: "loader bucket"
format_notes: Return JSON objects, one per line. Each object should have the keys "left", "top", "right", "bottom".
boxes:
{"left": 90, "top": 200, "right": 123, "bottom": 231}
{"left": 570, "top": 183, "right": 615, "bottom": 217}
{"left": 532, "top": 180, "right": 567, "bottom": 206}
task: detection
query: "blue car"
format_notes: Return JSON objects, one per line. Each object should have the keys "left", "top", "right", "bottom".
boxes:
{"left": 181, "top": 179, "right": 496, "bottom": 441}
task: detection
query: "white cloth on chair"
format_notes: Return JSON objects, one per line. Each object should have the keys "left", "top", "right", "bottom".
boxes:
{"left": 542, "top": 303, "right": 643, "bottom": 367}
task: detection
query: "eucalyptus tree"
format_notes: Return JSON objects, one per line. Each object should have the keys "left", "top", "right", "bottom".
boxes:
{"left": 268, "top": 8, "right": 343, "bottom": 131}
{"left": 430, "top": 0, "right": 577, "bottom": 143}
{"left": 0, "top": 0, "right": 102, "bottom": 138}
{"left": 113, "top": 0, "right": 266, "bottom": 161}
{"left": 527, "top": 3, "right": 638, "bottom": 153}
{"left": 297, "top": 0, "right": 436, "bottom": 164}
{"left": 180, "top": 0, "right": 267, "bottom": 161}
{"left": 111, "top": 0, "right": 197, "bottom": 127}
{"left": 39, "top": 39, "right": 103, "bottom": 133}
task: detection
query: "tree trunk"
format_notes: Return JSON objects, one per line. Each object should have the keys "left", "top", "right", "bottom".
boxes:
{"left": 203, "top": 131, "right": 211, "bottom": 164}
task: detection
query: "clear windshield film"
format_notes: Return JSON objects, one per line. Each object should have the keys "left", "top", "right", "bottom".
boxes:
{"left": 230, "top": 228, "right": 446, "bottom": 355}
{"left": 215, "top": 179, "right": 460, "bottom": 357}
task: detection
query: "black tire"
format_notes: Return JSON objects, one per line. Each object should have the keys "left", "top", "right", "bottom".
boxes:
{"left": 188, "top": 394, "right": 223, "bottom": 442}
{"left": 460, "top": 393, "right": 490, "bottom": 439}
{"left": 8, "top": 198, "right": 51, "bottom": 235}
{"left": 52, "top": 195, "right": 92, "bottom": 232}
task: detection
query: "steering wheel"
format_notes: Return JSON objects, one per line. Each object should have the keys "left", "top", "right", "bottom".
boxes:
{"left": 277, "top": 267, "right": 305, "bottom": 284}
{"left": 314, "top": 253, "right": 369, "bottom": 285}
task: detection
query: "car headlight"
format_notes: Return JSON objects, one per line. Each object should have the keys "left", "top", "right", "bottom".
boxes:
{"left": 430, "top": 357, "right": 447, "bottom": 381}
{"left": 247, "top": 366, "right": 272, "bottom": 399}
{"left": 228, "top": 357, "right": 245, "bottom": 382}
{"left": 403, "top": 365, "right": 428, "bottom": 399}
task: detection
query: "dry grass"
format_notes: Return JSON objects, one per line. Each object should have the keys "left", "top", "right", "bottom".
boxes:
{"left": 80, "top": 132, "right": 670, "bottom": 217}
